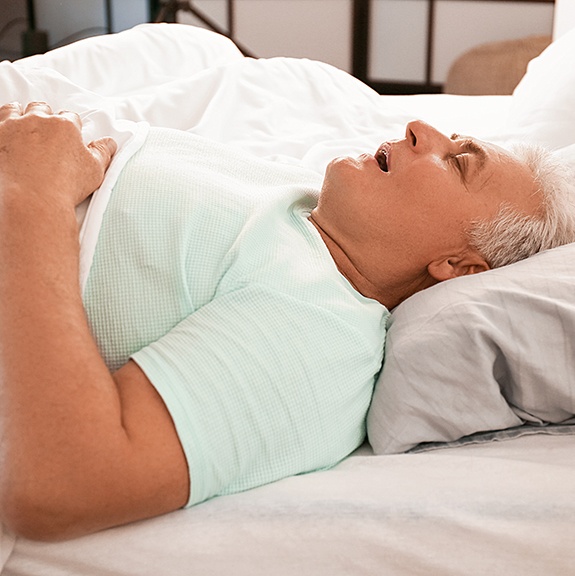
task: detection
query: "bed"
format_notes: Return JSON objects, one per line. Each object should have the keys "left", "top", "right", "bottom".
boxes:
{"left": 1, "top": 12, "right": 575, "bottom": 575}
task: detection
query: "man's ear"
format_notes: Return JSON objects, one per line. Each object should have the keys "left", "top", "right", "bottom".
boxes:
{"left": 427, "top": 251, "right": 490, "bottom": 282}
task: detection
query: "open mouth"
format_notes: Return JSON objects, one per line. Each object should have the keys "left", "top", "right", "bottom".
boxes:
{"left": 376, "top": 148, "right": 389, "bottom": 172}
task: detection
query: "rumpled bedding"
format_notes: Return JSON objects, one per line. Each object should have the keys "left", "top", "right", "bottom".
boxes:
{"left": 2, "top": 22, "right": 575, "bottom": 576}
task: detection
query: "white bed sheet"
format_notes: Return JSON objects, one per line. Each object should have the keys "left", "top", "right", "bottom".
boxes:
{"left": 4, "top": 436, "right": 575, "bottom": 576}
{"left": 1, "top": 23, "right": 574, "bottom": 576}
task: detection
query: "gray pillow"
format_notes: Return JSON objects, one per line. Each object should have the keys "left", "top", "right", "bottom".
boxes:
{"left": 367, "top": 242, "right": 575, "bottom": 454}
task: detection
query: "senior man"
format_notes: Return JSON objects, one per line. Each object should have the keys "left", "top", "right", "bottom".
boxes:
{"left": 0, "top": 102, "right": 573, "bottom": 542}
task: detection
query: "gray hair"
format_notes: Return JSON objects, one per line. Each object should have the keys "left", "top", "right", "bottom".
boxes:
{"left": 468, "top": 143, "right": 575, "bottom": 268}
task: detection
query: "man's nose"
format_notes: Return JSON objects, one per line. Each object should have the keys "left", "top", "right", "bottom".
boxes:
{"left": 405, "top": 120, "right": 449, "bottom": 153}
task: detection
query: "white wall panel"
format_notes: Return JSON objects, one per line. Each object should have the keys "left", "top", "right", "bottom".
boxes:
{"left": 233, "top": 0, "right": 352, "bottom": 72}
{"left": 369, "top": 0, "right": 429, "bottom": 83}
{"left": 177, "top": 0, "right": 229, "bottom": 33}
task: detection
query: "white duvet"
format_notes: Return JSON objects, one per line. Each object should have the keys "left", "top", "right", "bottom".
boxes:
{"left": 2, "top": 22, "right": 575, "bottom": 576}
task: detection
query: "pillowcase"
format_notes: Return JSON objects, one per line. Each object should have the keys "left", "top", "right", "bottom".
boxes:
{"left": 367, "top": 242, "right": 575, "bottom": 455}
{"left": 506, "top": 26, "right": 575, "bottom": 150}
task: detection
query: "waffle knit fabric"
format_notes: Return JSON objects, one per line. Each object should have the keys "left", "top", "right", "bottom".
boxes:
{"left": 83, "top": 127, "right": 388, "bottom": 506}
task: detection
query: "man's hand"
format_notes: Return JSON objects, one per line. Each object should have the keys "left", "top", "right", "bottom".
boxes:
{"left": 0, "top": 103, "right": 189, "bottom": 541}
{"left": 0, "top": 101, "right": 116, "bottom": 208}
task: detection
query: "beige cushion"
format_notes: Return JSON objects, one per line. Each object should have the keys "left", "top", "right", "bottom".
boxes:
{"left": 444, "top": 35, "right": 551, "bottom": 95}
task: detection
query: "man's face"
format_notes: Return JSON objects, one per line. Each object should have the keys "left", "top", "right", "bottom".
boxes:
{"left": 310, "top": 120, "right": 541, "bottom": 297}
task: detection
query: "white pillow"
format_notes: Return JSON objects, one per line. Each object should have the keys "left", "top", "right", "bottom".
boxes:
{"left": 367, "top": 242, "right": 575, "bottom": 455}
{"left": 506, "top": 26, "right": 575, "bottom": 150}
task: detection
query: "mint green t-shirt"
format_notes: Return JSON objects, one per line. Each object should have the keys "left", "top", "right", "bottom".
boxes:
{"left": 84, "top": 127, "right": 388, "bottom": 507}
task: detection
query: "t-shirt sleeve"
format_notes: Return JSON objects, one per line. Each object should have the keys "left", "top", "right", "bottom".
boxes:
{"left": 131, "top": 284, "right": 383, "bottom": 507}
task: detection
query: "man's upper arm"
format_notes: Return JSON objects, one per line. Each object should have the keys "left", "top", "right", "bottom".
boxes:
{"left": 113, "top": 359, "right": 190, "bottom": 510}
{"left": 1, "top": 359, "right": 189, "bottom": 542}
{"left": 77, "top": 359, "right": 190, "bottom": 534}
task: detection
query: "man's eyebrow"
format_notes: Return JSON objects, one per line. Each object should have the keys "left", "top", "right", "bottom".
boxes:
{"left": 450, "top": 133, "right": 488, "bottom": 174}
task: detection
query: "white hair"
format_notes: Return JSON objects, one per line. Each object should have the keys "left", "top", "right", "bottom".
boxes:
{"left": 468, "top": 143, "right": 575, "bottom": 268}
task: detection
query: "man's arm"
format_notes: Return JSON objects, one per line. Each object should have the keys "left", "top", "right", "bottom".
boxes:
{"left": 0, "top": 102, "right": 189, "bottom": 541}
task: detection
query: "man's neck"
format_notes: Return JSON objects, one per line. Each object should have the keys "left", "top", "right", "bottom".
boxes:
{"left": 307, "top": 215, "right": 437, "bottom": 310}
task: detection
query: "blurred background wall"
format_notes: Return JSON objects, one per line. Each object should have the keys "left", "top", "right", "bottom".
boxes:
{"left": 0, "top": 0, "right": 557, "bottom": 94}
